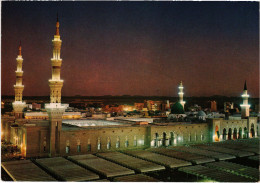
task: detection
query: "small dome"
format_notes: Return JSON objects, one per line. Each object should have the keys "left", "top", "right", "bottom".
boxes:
{"left": 198, "top": 110, "right": 206, "bottom": 116}
{"left": 171, "top": 102, "right": 184, "bottom": 114}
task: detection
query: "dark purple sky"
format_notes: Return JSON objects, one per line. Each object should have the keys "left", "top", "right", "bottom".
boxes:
{"left": 2, "top": 2, "right": 259, "bottom": 97}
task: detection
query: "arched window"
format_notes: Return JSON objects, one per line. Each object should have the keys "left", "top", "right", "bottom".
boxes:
{"left": 43, "top": 140, "right": 46, "bottom": 152}
{"left": 125, "top": 136, "right": 129, "bottom": 147}
{"left": 154, "top": 133, "right": 159, "bottom": 147}
{"left": 233, "top": 128, "right": 237, "bottom": 140}
{"left": 107, "top": 137, "right": 111, "bottom": 150}
{"left": 162, "top": 132, "right": 167, "bottom": 146}
{"left": 141, "top": 135, "right": 145, "bottom": 146}
{"left": 238, "top": 127, "right": 242, "bottom": 139}
{"left": 228, "top": 128, "right": 232, "bottom": 140}
{"left": 250, "top": 124, "right": 255, "bottom": 138}
{"left": 97, "top": 137, "right": 101, "bottom": 150}
{"left": 176, "top": 134, "right": 179, "bottom": 144}
{"left": 243, "top": 127, "right": 248, "bottom": 139}
{"left": 66, "top": 140, "right": 70, "bottom": 154}
{"left": 201, "top": 132, "right": 204, "bottom": 141}
{"left": 87, "top": 139, "right": 91, "bottom": 152}
{"left": 134, "top": 135, "right": 137, "bottom": 147}
{"left": 169, "top": 132, "right": 174, "bottom": 146}
{"left": 77, "top": 140, "right": 81, "bottom": 152}
{"left": 223, "top": 128, "right": 227, "bottom": 140}
{"left": 116, "top": 136, "right": 120, "bottom": 148}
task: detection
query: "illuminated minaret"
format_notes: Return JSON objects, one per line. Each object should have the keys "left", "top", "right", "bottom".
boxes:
{"left": 12, "top": 42, "right": 26, "bottom": 119}
{"left": 49, "top": 14, "right": 63, "bottom": 103}
{"left": 45, "top": 15, "right": 66, "bottom": 157}
{"left": 240, "top": 81, "right": 250, "bottom": 118}
{"left": 178, "top": 81, "right": 185, "bottom": 109}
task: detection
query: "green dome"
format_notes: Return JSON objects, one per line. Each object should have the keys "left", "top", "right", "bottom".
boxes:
{"left": 171, "top": 102, "right": 184, "bottom": 114}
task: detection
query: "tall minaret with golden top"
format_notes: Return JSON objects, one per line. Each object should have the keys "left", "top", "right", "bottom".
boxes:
{"left": 49, "top": 14, "right": 63, "bottom": 103}
{"left": 12, "top": 42, "right": 26, "bottom": 119}
{"left": 45, "top": 15, "right": 67, "bottom": 157}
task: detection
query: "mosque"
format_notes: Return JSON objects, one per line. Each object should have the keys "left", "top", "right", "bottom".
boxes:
{"left": 1, "top": 17, "right": 258, "bottom": 158}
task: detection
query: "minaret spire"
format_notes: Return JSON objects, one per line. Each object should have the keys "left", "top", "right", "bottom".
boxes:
{"left": 18, "top": 41, "right": 22, "bottom": 56}
{"left": 244, "top": 80, "right": 247, "bottom": 90}
{"left": 55, "top": 13, "right": 59, "bottom": 36}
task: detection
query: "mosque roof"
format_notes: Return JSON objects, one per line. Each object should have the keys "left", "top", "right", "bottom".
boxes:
{"left": 171, "top": 102, "right": 184, "bottom": 114}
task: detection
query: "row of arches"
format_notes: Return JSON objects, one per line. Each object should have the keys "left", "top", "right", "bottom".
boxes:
{"left": 98, "top": 135, "right": 144, "bottom": 150}
{"left": 214, "top": 123, "right": 256, "bottom": 141}
{"left": 65, "top": 135, "right": 145, "bottom": 153}
{"left": 153, "top": 131, "right": 205, "bottom": 147}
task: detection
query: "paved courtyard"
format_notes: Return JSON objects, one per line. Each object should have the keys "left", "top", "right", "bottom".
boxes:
{"left": 2, "top": 138, "right": 259, "bottom": 182}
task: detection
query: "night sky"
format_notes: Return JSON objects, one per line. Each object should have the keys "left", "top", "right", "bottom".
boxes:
{"left": 2, "top": 2, "right": 259, "bottom": 97}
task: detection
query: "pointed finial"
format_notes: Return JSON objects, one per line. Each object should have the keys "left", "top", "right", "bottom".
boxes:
{"left": 55, "top": 13, "right": 60, "bottom": 36}
{"left": 244, "top": 80, "right": 247, "bottom": 90}
{"left": 18, "top": 41, "right": 22, "bottom": 56}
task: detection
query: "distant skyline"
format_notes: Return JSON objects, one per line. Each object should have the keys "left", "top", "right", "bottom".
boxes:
{"left": 2, "top": 2, "right": 259, "bottom": 97}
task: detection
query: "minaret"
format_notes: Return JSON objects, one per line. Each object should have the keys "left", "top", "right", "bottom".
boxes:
{"left": 178, "top": 81, "right": 185, "bottom": 109}
{"left": 45, "top": 15, "right": 67, "bottom": 157}
{"left": 49, "top": 14, "right": 63, "bottom": 103}
{"left": 240, "top": 81, "right": 250, "bottom": 118}
{"left": 12, "top": 42, "right": 26, "bottom": 119}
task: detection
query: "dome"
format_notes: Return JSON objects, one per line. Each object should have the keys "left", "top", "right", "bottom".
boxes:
{"left": 171, "top": 102, "right": 184, "bottom": 114}
{"left": 198, "top": 110, "right": 206, "bottom": 116}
